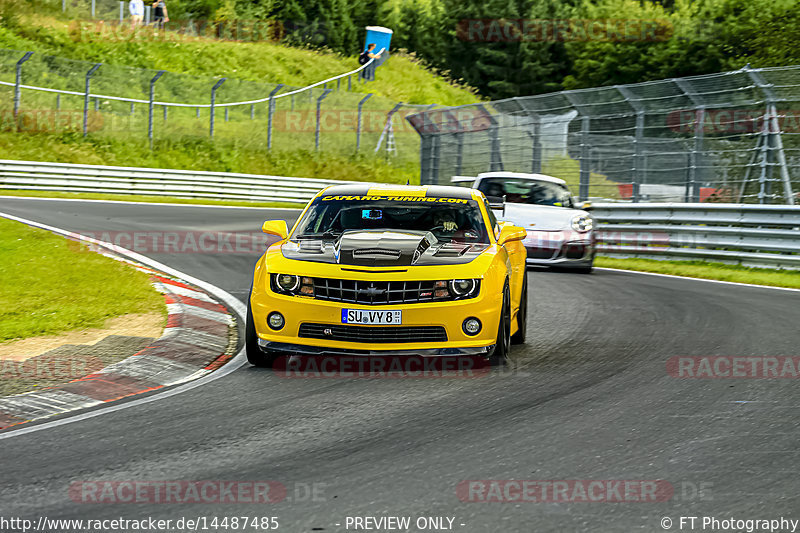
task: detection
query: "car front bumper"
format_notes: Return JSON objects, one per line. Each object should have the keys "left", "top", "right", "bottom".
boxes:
{"left": 523, "top": 230, "right": 595, "bottom": 267}
{"left": 250, "top": 285, "right": 503, "bottom": 356}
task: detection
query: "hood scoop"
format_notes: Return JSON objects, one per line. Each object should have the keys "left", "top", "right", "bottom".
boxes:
{"left": 336, "top": 230, "right": 434, "bottom": 267}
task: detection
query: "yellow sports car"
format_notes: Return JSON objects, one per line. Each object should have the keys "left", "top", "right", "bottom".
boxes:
{"left": 246, "top": 184, "right": 528, "bottom": 367}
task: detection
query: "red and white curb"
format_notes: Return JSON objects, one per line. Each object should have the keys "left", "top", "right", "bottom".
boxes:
{"left": 0, "top": 211, "right": 247, "bottom": 436}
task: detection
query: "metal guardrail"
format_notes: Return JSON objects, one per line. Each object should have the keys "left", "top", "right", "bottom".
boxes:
{"left": 592, "top": 203, "right": 800, "bottom": 269}
{"left": 0, "top": 159, "right": 348, "bottom": 204}
{"left": 3, "top": 160, "right": 798, "bottom": 269}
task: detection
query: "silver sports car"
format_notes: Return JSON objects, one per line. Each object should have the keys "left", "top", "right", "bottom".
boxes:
{"left": 453, "top": 172, "right": 596, "bottom": 273}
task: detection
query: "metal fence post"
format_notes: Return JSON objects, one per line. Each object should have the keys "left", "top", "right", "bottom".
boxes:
{"left": 209, "top": 78, "right": 226, "bottom": 138}
{"left": 119, "top": 1, "right": 124, "bottom": 25}
{"left": 83, "top": 63, "right": 101, "bottom": 137}
{"left": 148, "top": 70, "right": 165, "bottom": 148}
{"left": 91, "top": 0, "right": 95, "bottom": 18}
{"left": 579, "top": 116, "right": 591, "bottom": 201}
{"left": 144, "top": 5, "right": 150, "bottom": 25}
{"left": 356, "top": 93, "right": 373, "bottom": 152}
{"left": 348, "top": 75, "right": 352, "bottom": 91}
{"left": 56, "top": 94, "right": 61, "bottom": 111}
{"left": 745, "top": 65, "right": 795, "bottom": 205}
{"left": 225, "top": 108, "right": 229, "bottom": 122}
{"left": 163, "top": 105, "right": 167, "bottom": 122}
{"left": 316, "top": 89, "right": 332, "bottom": 151}
{"left": 266, "top": 84, "right": 284, "bottom": 150}
{"left": 14, "top": 52, "right": 34, "bottom": 119}
{"left": 62, "top": 0, "right": 66, "bottom": 12}
{"left": 130, "top": 103, "right": 135, "bottom": 115}
{"left": 250, "top": 104, "right": 254, "bottom": 120}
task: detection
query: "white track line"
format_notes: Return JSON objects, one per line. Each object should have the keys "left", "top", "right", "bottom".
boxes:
{"left": 0, "top": 211, "right": 249, "bottom": 440}
{"left": 0, "top": 195, "right": 303, "bottom": 211}
{"left": 596, "top": 267, "right": 800, "bottom": 293}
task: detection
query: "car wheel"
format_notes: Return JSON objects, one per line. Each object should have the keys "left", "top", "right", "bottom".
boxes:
{"left": 510, "top": 275, "right": 528, "bottom": 345}
{"left": 487, "top": 283, "right": 511, "bottom": 366}
{"left": 245, "top": 300, "right": 278, "bottom": 368}
{"left": 574, "top": 260, "right": 594, "bottom": 274}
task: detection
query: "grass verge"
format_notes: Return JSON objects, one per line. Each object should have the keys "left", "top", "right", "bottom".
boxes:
{"left": 0, "top": 217, "right": 166, "bottom": 341}
{"left": 596, "top": 256, "right": 800, "bottom": 289}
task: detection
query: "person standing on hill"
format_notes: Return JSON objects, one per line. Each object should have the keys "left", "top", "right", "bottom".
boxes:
{"left": 129, "top": 0, "right": 144, "bottom": 28}
{"left": 359, "top": 43, "right": 383, "bottom": 81}
{"left": 153, "top": 0, "right": 169, "bottom": 29}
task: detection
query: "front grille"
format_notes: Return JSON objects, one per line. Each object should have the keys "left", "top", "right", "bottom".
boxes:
{"left": 312, "top": 278, "right": 476, "bottom": 305}
{"left": 299, "top": 323, "right": 448, "bottom": 343}
{"left": 526, "top": 247, "right": 560, "bottom": 260}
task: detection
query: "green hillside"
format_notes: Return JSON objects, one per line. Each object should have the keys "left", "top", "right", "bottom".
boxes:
{"left": 0, "top": 5, "right": 479, "bottom": 186}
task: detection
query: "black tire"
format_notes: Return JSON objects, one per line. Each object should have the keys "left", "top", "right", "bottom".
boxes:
{"left": 510, "top": 275, "right": 528, "bottom": 345}
{"left": 487, "top": 283, "right": 511, "bottom": 366}
{"left": 245, "top": 300, "right": 278, "bottom": 368}
{"left": 573, "top": 260, "right": 594, "bottom": 274}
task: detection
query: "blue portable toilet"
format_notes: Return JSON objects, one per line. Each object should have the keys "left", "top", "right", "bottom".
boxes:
{"left": 364, "top": 26, "right": 393, "bottom": 67}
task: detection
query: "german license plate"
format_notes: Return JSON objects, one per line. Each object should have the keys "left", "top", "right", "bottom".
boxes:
{"left": 341, "top": 309, "right": 402, "bottom": 325}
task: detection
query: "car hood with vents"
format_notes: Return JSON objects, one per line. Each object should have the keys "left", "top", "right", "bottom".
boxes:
{"left": 281, "top": 230, "right": 489, "bottom": 267}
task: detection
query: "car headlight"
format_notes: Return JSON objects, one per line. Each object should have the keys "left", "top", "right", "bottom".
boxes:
{"left": 449, "top": 279, "right": 477, "bottom": 297}
{"left": 272, "top": 274, "right": 314, "bottom": 296}
{"left": 276, "top": 274, "right": 300, "bottom": 292}
{"left": 571, "top": 214, "right": 593, "bottom": 232}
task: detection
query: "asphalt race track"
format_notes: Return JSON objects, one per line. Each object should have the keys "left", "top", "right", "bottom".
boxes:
{"left": 1, "top": 197, "right": 799, "bottom": 533}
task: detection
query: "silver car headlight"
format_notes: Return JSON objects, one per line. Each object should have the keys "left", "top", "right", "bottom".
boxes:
{"left": 571, "top": 214, "right": 593, "bottom": 232}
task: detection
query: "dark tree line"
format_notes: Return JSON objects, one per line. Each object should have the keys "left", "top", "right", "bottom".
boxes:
{"left": 165, "top": 0, "right": 800, "bottom": 99}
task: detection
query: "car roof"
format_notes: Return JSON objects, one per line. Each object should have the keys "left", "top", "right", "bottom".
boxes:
{"left": 477, "top": 172, "right": 567, "bottom": 186}
{"left": 318, "top": 183, "right": 480, "bottom": 200}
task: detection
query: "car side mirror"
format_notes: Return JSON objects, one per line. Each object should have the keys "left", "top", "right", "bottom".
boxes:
{"left": 262, "top": 220, "right": 289, "bottom": 240}
{"left": 497, "top": 225, "right": 527, "bottom": 246}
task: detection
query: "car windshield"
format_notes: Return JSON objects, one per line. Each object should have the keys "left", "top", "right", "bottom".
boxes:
{"left": 293, "top": 196, "right": 490, "bottom": 244}
{"left": 478, "top": 177, "right": 573, "bottom": 207}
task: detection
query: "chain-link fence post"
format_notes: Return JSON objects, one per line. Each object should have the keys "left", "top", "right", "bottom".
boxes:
{"left": 266, "top": 84, "right": 284, "bottom": 150}
{"left": 315, "top": 89, "right": 332, "bottom": 151}
{"left": 674, "top": 79, "right": 704, "bottom": 203}
{"left": 209, "top": 78, "right": 226, "bottom": 138}
{"left": 83, "top": 63, "right": 101, "bottom": 137}
{"left": 91, "top": 0, "right": 96, "bottom": 18}
{"left": 148, "top": 70, "right": 165, "bottom": 148}
{"left": 356, "top": 93, "right": 373, "bottom": 152}
{"left": 617, "top": 86, "right": 643, "bottom": 202}
{"left": 477, "top": 104, "right": 502, "bottom": 171}
{"left": 579, "top": 116, "right": 590, "bottom": 201}
{"left": 14, "top": 52, "right": 34, "bottom": 120}
{"left": 531, "top": 115, "right": 542, "bottom": 174}
{"left": 746, "top": 66, "right": 795, "bottom": 205}
{"left": 119, "top": 1, "right": 124, "bottom": 25}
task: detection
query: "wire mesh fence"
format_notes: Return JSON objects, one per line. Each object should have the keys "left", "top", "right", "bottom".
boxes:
{"left": 0, "top": 47, "right": 425, "bottom": 173}
{"left": 406, "top": 65, "right": 800, "bottom": 204}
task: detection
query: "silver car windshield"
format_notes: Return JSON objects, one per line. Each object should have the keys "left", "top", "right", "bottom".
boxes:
{"left": 478, "top": 178, "right": 573, "bottom": 207}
